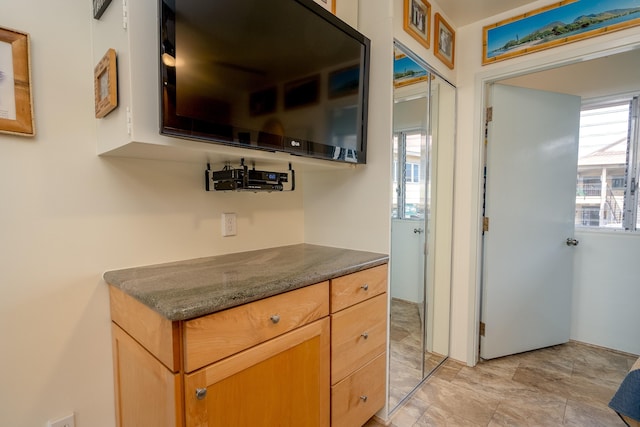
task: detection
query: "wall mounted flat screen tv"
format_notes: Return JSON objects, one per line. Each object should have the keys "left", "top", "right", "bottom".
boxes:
{"left": 160, "top": 0, "right": 371, "bottom": 164}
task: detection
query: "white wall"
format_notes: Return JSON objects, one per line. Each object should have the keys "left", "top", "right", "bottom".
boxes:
{"left": 572, "top": 230, "right": 640, "bottom": 355}
{"left": 0, "top": 1, "right": 305, "bottom": 426}
{"left": 5, "top": 0, "right": 640, "bottom": 424}
{"left": 303, "top": 0, "right": 393, "bottom": 254}
{"left": 454, "top": 2, "right": 640, "bottom": 364}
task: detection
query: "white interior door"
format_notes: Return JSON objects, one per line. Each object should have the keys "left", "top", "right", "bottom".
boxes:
{"left": 481, "top": 84, "right": 581, "bottom": 360}
{"left": 390, "top": 219, "right": 425, "bottom": 303}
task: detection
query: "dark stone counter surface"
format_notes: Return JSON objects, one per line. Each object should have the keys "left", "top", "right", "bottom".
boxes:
{"left": 103, "top": 244, "right": 388, "bottom": 321}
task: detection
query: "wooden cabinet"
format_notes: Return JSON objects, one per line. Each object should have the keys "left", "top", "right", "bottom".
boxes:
{"left": 185, "top": 318, "right": 329, "bottom": 426}
{"left": 110, "top": 281, "right": 329, "bottom": 427}
{"left": 330, "top": 264, "right": 388, "bottom": 427}
{"left": 109, "top": 264, "right": 387, "bottom": 427}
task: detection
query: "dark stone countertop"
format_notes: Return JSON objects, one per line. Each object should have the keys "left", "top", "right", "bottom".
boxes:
{"left": 103, "top": 243, "right": 388, "bottom": 321}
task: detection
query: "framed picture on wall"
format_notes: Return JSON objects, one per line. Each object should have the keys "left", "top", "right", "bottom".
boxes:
{"left": 403, "top": 0, "right": 431, "bottom": 49}
{"left": 483, "top": 0, "right": 640, "bottom": 65}
{"left": 0, "top": 26, "right": 34, "bottom": 136}
{"left": 434, "top": 13, "right": 455, "bottom": 69}
{"left": 94, "top": 48, "right": 118, "bottom": 118}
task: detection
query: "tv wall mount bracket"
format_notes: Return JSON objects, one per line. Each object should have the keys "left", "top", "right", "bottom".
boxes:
{"left": 205, "top": 159, "right": 295, "bottom": 192}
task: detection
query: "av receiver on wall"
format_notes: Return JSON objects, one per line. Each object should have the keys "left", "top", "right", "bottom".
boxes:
{"left": 205, "top": 160, "right": 295, "bottom": 192}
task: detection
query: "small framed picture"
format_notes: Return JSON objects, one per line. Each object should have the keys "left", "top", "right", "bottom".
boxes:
{"left": 434, "top": 13, "right": 455, "bottom": 69}
{"left": 0, "top": 26, "right": 35, "bottom": 136}
{"left": 94, "top": 48, "right": 118, "bottom": 118}
{"left": 314, "top": 0, "right": 335, "bottom": 14}
{"left": 93, "top": 0, "right": 114, "bottom": 20}
{"left": 403, "top": 0, "right": 431, "bottom": 49}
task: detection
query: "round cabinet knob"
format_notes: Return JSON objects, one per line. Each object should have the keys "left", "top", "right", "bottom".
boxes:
{"left": 195, "top": 388, "right": 207, "bottom": 400}
{"left": 360, "top": 395, "right": 368, "bottom": 402}
{"left": 270, "top": 314, "right": 280, "bottom": 324}
{"left": 361, "top": 332, "right": 369, "bottom": 339}
{"left": 361, "top": 284, "right": 369, "bottom": 291}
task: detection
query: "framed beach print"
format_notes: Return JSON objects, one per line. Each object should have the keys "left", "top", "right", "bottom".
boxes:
{"left": 483, "top": 0, "right": 640, "bottom": 65}
{"left": 0, "top": 26, "right": 34, "bottom": 136}
{"left": 393, "top": 53, "right": 428, "bottom": 88}
{"left": 434, "top": 13, "right": 455, "bottom": 69}
{"left": 404, "top": 0, "right": 431, "bottom": 49}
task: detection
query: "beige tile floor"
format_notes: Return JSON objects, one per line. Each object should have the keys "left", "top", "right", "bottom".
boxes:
{"left": 367, "top": 341, "right": 637, "bottom": 426}
{"left": 389, "top": 298, "right": 447, "bottom": 410}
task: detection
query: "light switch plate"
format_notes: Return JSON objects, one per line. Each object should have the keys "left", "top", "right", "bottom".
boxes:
{"left": 48, "top": 413, "right": 75, "bottom": 427}
{"left": 222, "top": 213, "right": 237, "bottom": 237}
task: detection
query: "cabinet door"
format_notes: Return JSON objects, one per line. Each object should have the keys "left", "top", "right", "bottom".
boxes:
{"left": 185, "top": 318, "right": 330, "bottom": 427}
{"left": 112, "top": 324, "right": 183, "bottom": 427}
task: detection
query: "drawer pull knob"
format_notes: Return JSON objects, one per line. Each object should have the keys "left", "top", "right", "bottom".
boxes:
{"left": 270, "top": 314, "right": 281, "bottom": 324}
{"left": 360, "top": 395, "right": 368, "bottom": 402}
{"left": 195, "top": 388, "right": 207, "bottom": 400}
{"left": 361, "top": 332, "right": 369, "bottom": 339}
{"left": 361, "top": 284, "right": 369, "bottom": 291}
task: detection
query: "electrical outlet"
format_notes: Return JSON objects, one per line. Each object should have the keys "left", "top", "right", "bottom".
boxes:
{"left": 47, "top": 413, "right": 75, "bottom": 427}
{"left": 221, "top": 213, "right": 237, "bottom": 237}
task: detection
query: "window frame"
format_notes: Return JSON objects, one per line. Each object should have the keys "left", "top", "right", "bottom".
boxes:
{"left": 577, "top": 95, "right": 640, "bottom": 232}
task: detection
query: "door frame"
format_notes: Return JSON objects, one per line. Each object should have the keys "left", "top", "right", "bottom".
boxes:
{"left": 467, "top": 35, "right": 640, "bottom": 366}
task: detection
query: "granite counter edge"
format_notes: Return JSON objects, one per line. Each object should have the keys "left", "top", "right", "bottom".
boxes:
{"left": 105, "top": 256, "right": 389, "bottom": 321}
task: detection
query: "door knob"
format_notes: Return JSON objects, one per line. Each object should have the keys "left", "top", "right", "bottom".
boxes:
{"left": 566, "top": 238, "right": 579, "bottom": 246}
{"left": 414, "top": 228, "right": 424, "bottom": 234}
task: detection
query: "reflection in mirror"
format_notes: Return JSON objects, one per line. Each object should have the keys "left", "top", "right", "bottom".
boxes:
{"left": 388, "top": 41, "right": 455, "bottom": 415}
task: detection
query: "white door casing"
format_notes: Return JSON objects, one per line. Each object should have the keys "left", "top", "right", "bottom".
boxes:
{"left": 481, "top": 84, "right": 581, "bottom": 360}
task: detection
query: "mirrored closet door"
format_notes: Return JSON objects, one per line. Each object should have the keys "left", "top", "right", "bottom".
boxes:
{"left": 388, "top": 41, "right": 456, "bottom": 414}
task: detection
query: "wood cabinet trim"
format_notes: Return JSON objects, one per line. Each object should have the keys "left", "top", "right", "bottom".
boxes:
{"left": 184, "top": 281, "right": 329, "bottom": 372}
{"left": 330, "top": 264, "right": 388, "bottom": 313}
{"left": 109, "top": 286, "right": 181, "bottom": 372}
{"left": 330, "top": 293, "right": 387, "bottom": 385}
{"left": 330, "top": 351, "right": 387, "bottom": 427}
{"left": 112, "top": 323, "right": 184, "bottom": 427}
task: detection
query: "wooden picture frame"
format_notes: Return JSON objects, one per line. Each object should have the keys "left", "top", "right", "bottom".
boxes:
{"left": 404, "top": 0, "right": 431, "bottom": 49}
{"left": 483, "top": 0, "right": 640, "bottom": 65}
{"left": 0, "top": 27, "right": 34, "bottom": 136}
{"left": 434, "top": 13, "right": 455, "bottom": 70}
{"left": 94, "top": 48, "right": 118, "bottom": 118}
{"left": 314, "top": 0, "right": 334, "bottom": 14}
{"left": 393, "top": 53, "right": 428, "bottom": 88}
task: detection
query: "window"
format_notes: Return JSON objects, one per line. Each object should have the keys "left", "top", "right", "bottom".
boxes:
{"left": 576, "top": 97, "right": 640, "bottom": 230}
{"left": 611, "top": 176, "right": 625, "bottom": 189}
{"left": 393, "top": 130, "right": 427, "bottom": 219}
{"left": 406, "top": 163, "right": 420, "bottom": 183}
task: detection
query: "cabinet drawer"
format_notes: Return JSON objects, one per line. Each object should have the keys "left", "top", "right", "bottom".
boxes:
{"left": 184, "top": 281, "right": 329, "bottom": 372}
{"left": 331, "top": 293, "right": 387, "bottom": 384}
{"left": 330, "top": 264, "right": 387, "bottom": 313}
{"left": 331, "top": 351, "right": 386, "bottom": 427}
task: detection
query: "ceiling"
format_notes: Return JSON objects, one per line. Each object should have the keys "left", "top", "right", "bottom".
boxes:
{"left": 438, "top": 0, "right": 538, "bottom": 27}
{"left": 500, "top": 49, "right": 640, "bottom": 98}
{"left": 434, "top": 0, "right": 640, "bottom": 98}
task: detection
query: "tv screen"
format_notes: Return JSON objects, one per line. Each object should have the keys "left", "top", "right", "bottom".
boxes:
{"left": 160, "top": 0, "right": 370, "bottom": 164}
